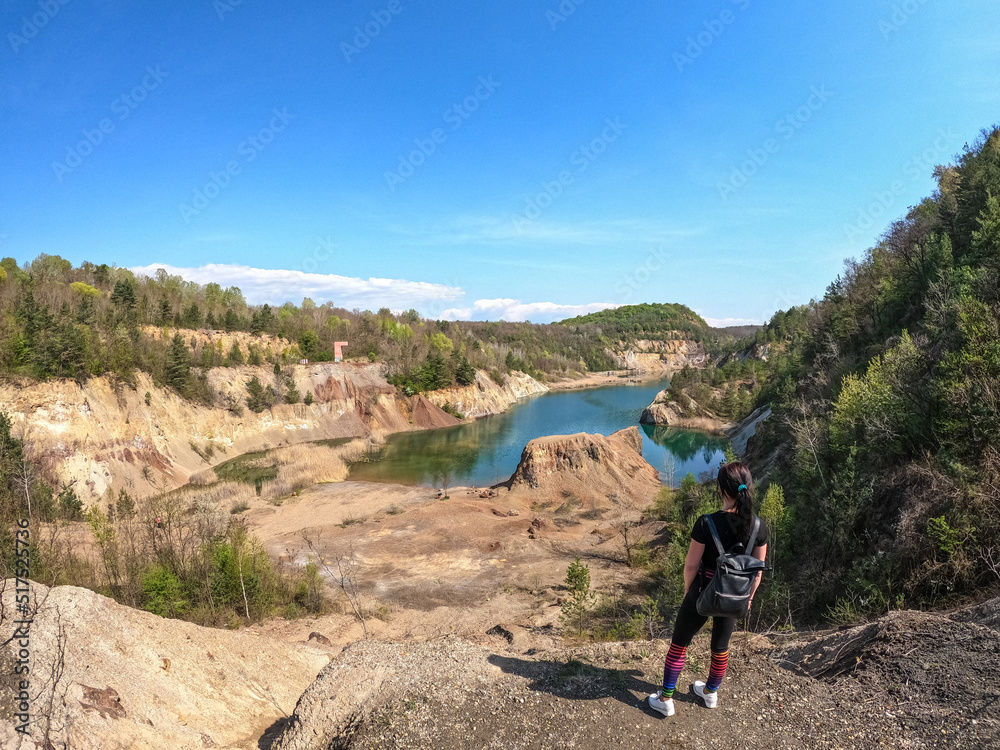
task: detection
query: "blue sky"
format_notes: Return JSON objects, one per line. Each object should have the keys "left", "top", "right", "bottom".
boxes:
{"left": 2, "top": 1, "right": 998, "bottom": 324}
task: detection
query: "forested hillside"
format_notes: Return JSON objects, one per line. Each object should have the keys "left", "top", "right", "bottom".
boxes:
{"left": 741, "top": 127, "right": 1000, "bottom": 621}
{"left": 558, "top": 302, "right": 709, "bottom": 339}
{"left": 0, "top": 263, "right": 717, "bottom": 400}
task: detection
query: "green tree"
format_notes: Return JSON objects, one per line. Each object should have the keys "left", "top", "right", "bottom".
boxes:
{"left": 560, "top": 557, "right": 595, "bottom": 636}
{"left": 299, "top": 330, "right": 319, "bottom": 360}
{"left": 157, "top": 298, "right": 172, "bottom": 325}
{"left": 110, "top": 279, "right": 138, "bottom": 326}
{"left": 227, "top": 341, "right": 245, "bottom": 365}
{"left": 422, "top": 352, "right": 451, "bottom": 390}
{"left": 165, "top": 333, "right": 190, "bottom": 393}
{"left": 246, "top": 376, "right": 275, "bottom": 412}
{"left": 759, "top": 483, "right": 787, "bottom": 563}
{"left": 455, "top": 356, "right": 476, "bottom": 386}
{"left": 428, "top": 332, "right": 453, "bottom": 355}
{"left": 182, "top": 303, "right": 203, "bottom": 329}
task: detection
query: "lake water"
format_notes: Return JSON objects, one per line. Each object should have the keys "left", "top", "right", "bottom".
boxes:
{"left": 347, "top": 378, "right": 730, "bottom": 488}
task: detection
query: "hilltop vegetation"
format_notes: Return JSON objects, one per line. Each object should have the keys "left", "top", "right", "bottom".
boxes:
{"left": 558, "top": 302, "right": 709, "bottom": 339}
{"left": 0, "top": 264, "right": 720, "bottom": 402}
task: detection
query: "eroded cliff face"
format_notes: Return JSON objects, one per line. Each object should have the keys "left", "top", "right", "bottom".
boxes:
{"left": 424, "top": 370, "right": 548, "bottom": 418}
{"left": 505, "top": 426, "right": 661, "bottom": 505}
{"left": 4, "top": 364, "right": 545, "bottom": 505}
{"left": 0, "top": 582, "right": 330, "bottom": 750}
{"left": 605, "top": 338, "right": 708, "bottom": 373}
{"left": 639, "top": 387, "right": 733, "bottom": 433}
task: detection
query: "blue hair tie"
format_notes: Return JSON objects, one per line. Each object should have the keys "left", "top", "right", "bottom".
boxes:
{"left": 737, "top": 484, "right": 747, "bottom": 492}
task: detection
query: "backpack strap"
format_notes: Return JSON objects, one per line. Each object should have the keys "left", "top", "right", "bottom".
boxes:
{"left": 746, "top": 517, "right": 760, "bottom": 553}
{"left": 702, "top": 515, "right": 726, "bottom": 558}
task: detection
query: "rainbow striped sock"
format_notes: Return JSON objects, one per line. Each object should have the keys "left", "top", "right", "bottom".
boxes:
{"left": 706, "top": 649, "right": 729, "bottom": 692}
{"left": 660, "top": 643, "right": 687, "bottom": 699}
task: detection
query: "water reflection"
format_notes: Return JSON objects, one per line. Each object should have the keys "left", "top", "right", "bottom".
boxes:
{"left": 640, "top": 424, "right": 728, "bottom": 462}
{"left": 348, "top": 380, "right": 731, "bottom": 488}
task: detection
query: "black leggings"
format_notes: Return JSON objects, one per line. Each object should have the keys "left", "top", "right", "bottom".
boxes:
{"left": 670, "top": 578, "right": 736, "bottom": 651}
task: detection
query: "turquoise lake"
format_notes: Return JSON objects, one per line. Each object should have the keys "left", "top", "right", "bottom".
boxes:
{"left": 347, "top": 378, "right": 730, "bottom": 488}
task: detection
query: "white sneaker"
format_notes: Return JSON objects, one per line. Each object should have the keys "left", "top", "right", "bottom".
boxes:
{"left": 693, "top": 680, "right": 718, "bottom": 709}
{"left": 647, "top": 693, "right": 675, "bottom": 716}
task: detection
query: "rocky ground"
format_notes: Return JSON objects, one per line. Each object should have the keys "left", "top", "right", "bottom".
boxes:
{"left": 0, "top": 582, "right": 331, "bottom": 750}
{"left": 274, "top": 603, "right": 1000, "bottom": 750}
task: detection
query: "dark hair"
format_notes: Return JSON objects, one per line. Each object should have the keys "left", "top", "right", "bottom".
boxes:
{"left": 717, "top": 462, "right": 754, "bottom": 539}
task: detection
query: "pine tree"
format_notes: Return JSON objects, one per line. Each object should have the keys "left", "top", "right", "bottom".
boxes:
{"left": 245, "top": 376, "right": 275, "bottom": 412}
{"left": 456, "top": 356, "right": 476, "bottom": 386}
{"left": 182, "top": 303, "right": 203, "bottom": 329}
{"left": 165, "top": 333, "right": 190, "bottom": 393}
{"left": 560, "top": 557, "right": 595, "bottom": 636}
{"left": 228, "top": 342, "right": 245, "bottom": 365}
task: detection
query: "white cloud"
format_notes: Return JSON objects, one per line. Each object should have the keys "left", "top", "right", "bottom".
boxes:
{"left": 391, "top": 215, "right": 700, "bottom": 247}
{"left": 702, "top": 316, "right": 763, "bottom": 328}
{"left": 130, "top": 263, "right": 464, "bottom": 310}
{"left": 439, "top": 298, "right": 619, "bottom": 324}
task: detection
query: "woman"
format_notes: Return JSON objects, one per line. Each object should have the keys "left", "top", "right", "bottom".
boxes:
{"left": 648, "top": 461, "right": 768, "bottom": 716}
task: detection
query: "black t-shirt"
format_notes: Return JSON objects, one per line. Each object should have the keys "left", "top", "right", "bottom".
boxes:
{"left": 691, "top": 511, "right": 769, "bottom": 573}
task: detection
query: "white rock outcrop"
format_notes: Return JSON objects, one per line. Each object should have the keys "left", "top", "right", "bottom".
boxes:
{"left": 0, "top": 582, "right": 330, "bottom": 750}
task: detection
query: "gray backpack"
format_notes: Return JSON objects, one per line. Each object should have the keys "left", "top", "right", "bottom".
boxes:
{"left": 695, "top": 515, "right": 766, "bottom": 618}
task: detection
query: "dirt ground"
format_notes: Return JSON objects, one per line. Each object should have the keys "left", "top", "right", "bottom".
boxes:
{"left": 249, "top": 480, "right": 642, "bottom": 649}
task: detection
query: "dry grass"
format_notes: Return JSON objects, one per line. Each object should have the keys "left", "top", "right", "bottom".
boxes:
{"left": 173, "top": 435, "right": 384, "bottom": 508}
{"left": 174, "top": 480, "right": 258, "bottom": 508}
{"left": 188, "top": 468, "right": 219, "bottom": 486}
{"left": 257, "top": 437, "right": 378, "bottom": 503}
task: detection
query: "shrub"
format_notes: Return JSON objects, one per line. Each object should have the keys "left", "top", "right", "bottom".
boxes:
{"left": 141, "top": 564, "right": 189, "bottom": 618}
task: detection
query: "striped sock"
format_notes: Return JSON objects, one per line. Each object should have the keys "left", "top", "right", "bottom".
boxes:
{"left": 706, "top": 649, "right": 729, "bottom": 692}
{"left": 660, "top": 643, "right": 687, "bottom": 699}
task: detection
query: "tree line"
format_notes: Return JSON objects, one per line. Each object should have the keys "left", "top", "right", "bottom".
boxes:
{"left": 0, "top": 259, "right": 727, "bottom": 404}
{"left": 711, "top": 126, "right": 1000, "bottom": 622}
